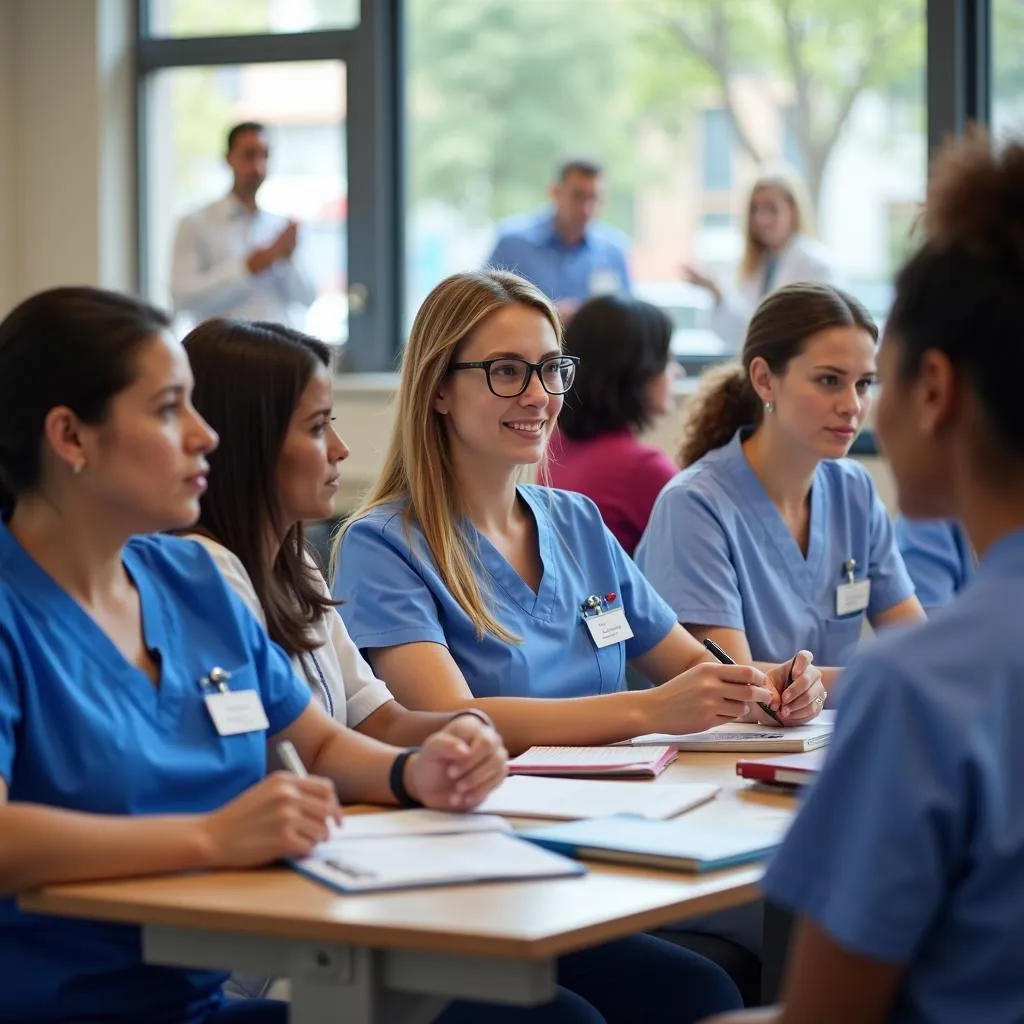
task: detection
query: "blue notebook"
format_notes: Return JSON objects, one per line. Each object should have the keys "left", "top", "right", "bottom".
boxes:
{"left": 519, "top": 814, "right": 782, "bottom": 873}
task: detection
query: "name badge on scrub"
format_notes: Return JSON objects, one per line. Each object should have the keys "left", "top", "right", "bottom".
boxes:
{"left": 835, "top": 558, "right": 871, "bottom": 617}
{"left": 581, "top": 594, "right": 634, "bottom": 650}
{"left": 200, "top": 666, "right": 270, "bottom": 736}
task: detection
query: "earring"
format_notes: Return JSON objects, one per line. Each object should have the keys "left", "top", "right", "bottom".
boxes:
{"left": 72, "top": 460, "right": 85, "bottom": 475}
{"left": 764, "top": 401, "right": 775, "bottom": 415}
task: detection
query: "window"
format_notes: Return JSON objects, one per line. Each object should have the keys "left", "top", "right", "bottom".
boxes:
{"left": 145, "top": 0, "right": 359, "bottom": 36}
{"left": 992, "top": 0, "right": 1024, "bottom": 138}
{"left": 404, "top": 0, "right": 927, "bottom": 363}
{"left": 141, "top": 61, "right": 348, "bottom": 344}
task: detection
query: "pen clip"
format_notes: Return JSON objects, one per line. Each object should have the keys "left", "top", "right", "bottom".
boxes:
{"left": 842, "top": 558, "right": 857, "bottom": 585}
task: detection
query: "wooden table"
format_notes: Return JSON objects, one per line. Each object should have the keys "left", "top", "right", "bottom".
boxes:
{"left": 20, "top": 752, "right": 801, "bottom": 1024}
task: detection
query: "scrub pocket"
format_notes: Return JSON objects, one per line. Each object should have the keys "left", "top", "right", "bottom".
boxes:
{"left": 823, "top": 614, "right": 866, "bottom": 663}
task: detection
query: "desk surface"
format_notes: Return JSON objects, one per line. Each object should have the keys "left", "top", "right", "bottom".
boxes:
{"left": 20, "top": 752, "right": 798, "bottom": 960}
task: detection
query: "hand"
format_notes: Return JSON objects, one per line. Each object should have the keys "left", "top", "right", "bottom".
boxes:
{"left": 405, "top": 716, "right": 508, "bottom": 811}
{"left": 201, "top": 771, "right": 341, "bottom": 868}
{"left": 273, "top": 220, "right": 299, "bottom": 259}
{"left": 765, "top": 650, "right": 826, "bottom": 725}
{"left": 647, "top": 661, "right": 779, "bottom": 735}
{"left": 680, "top": 263, "right": 722, "bottom": 305}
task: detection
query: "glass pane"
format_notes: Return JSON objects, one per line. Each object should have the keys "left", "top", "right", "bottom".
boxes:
{"left": 405, "top": 0, "right": 926, "bottom": 358}
{"left": 993, "top": 0, "right": 1024, "bottom": 137}
{"left": 143, "top": 61, "right": 348, "bottom": 348}
{"left": 147, "top": 0, "right": 359, "bottom": 36}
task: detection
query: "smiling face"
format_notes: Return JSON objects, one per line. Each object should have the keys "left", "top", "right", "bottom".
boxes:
{"left": 275, "top": 364, "right": 349, "bottom": 529}
{"left": 71, "top": 333, "right": 219, "bottom": 533}
{"left": 434, "top": 302, "right": 564, "bottom": 472}
{"left": 752, "top": 324, "right": 878, "bottom": 461}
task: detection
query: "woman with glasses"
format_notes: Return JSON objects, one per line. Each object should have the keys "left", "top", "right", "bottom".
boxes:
{"left": 331, "top": 270, "right": 821, "bottom": 755}
{"left": 636, "top": 283, "right": 923, "bottom": 698}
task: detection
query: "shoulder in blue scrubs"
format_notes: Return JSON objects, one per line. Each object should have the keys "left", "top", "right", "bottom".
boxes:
{"left": 0, "top": 526, "right": 310, "bottom": 1023}
{"left": 763, "top": 528, "right": 1024, "bottom": 1022}
{"left": 635, "top": 427, "right": 915, "bottom": 666}
{"left": 334, "top": 485, "right": 678, "bottom": 698}
{"left": 894, "top": 516, "right": 974, "bottom": 611}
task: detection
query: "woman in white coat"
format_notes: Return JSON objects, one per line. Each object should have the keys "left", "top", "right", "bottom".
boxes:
{"left": 684, "top": 166, "right": 837, "bottom": 352}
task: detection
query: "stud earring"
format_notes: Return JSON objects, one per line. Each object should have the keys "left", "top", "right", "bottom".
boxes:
{"left": 764, "top": 401, "right": 775, "bottom": 415}
{"left": 72, "top": 460, "right": 85, "bottom": 475}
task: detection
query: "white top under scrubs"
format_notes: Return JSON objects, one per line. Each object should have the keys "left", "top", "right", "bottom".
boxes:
{"left": 333, "top": 485, "right": 679, "bottom": 699}
{"left": 635, "top": 428, "right": 915, "bottom": 666}
{"left": 189, "top": 534, "right": 395, "bottom": 728}
{"left": 763, "top": 529, "right": 1024, "bottom": 1023}
{"left": 0, "top": 525, "right": 311, "bottom": 1023}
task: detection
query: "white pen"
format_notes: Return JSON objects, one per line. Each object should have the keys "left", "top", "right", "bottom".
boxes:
{"left": 276, "top": 740, "right": 308, "bottom": 778}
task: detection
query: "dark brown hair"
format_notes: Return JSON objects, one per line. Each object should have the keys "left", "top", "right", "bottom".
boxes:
{"left": 678, "top": 282, "right": 877, "bottom": 467}
{"left": 557, "top": 156, "right": 603, "bottom": 181}
{"left": 888, "top": 131, "right": 1024, "bottom": 459}
{"left": 0, "top": 286, "right": 171, "bottom": 514}
{"left": 183, "top": 319, "right": 336, "bottom": 658}
{"left": 559, "top": 294, "right": 673, "bottom": 438}
{"left": 226, "top": 121, "right": 266, "bottom": 154}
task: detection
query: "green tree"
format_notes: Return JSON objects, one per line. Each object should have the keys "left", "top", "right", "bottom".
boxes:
{"left": 637, "top": 0, "right": 925, "bottom": 210}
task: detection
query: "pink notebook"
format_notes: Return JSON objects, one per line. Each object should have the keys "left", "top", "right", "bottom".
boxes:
{"left": 508, "top": 745, "right": 678, "bottom": 779}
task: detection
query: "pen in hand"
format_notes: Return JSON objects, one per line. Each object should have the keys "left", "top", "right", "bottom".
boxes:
{"left": 702, "top": 637, "right": 785, "bottom": 726}
{"left": 277, "top": 740, "right": 308, "bottom": 778}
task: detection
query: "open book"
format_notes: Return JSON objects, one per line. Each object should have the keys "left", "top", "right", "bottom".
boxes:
{"left": 509, "top": 745, "right": 678, "bottom": 779}
{"left": 627, "top": 711, "right": 834, "bottom": 753}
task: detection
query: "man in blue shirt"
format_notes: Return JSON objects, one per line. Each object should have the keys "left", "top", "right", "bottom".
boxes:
{"left": 485, "top": 158, "right": 631, "bottom": 321}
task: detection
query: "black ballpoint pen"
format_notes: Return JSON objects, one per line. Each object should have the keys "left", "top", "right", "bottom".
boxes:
{"left": 702, "top": 637, "right": 785, "bottom": 726}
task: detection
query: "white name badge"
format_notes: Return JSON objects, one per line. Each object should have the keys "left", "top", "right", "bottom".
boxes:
{"left": 584, "top": 607, "right": 635, "bottom": 649}
{"left": 588, "top": 269, "right": 622, "bottom": 297}
{"left": 836, "top": 579, "right": 871, "bottom": 617}
{"left": 205, "top": 690, "right": 270, "bottom": 736}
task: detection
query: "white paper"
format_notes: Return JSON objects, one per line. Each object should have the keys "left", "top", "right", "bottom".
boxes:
{"left": 477, "top": 776, "right": 719, "bottom": 821}
{"left": 628, "top": 715, "right": 833, "bottom": 753}
{"left": 323, "top": 809, "right": 510, "bottom": 841}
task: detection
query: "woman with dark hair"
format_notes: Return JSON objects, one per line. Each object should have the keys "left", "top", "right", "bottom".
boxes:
{"left": 0, "top": 288, "right": 506, "bottom": 1024}
{"left": 548, "top": 295, "right": 680, "bottom": 553}
{"left": 182, "top": 318, "right": 499, "bottom": 746}
{"left": 706, "top": 130, "right": 1024, "bottom": 1024}
{"left": 636, "top": 282, "right": 924, "bottom": 698}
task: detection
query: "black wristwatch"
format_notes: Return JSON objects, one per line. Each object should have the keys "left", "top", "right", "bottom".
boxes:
{"left": 389, "top": 747, "right": 423, "bottom": 808}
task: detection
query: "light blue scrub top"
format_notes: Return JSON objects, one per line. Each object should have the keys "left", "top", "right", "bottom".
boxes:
{"left": 0, "top": 525, "right": 311, "bottom": 1023}
{"left": 764, "top": 528, "right": 1024, "bottom": 1023}
{"left": 334, "top": 485, "right": 678, "bottom": 698}
{"left": 895, "top": 516, "right": 975, "bottom": 611}
{"left": 485, "top": 210, "right": 632, "bottom": 303}
{"left": 635, "top": 428, "right": 915, "bottom": 666}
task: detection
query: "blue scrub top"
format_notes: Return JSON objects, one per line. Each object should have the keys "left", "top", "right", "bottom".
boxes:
{"left": 895, "top": 516, "right": 975, "bottom": 611}
{"left": 485, "top": 210, "right": 632, "bottom": 303}
{"left": 334, "top": 485, "right": 677, "bottom": 699}
{"left": 635, "top": 428, "right": 915, "bottom": 666}
{"left": 0, "top": 525, "right": 311, "bottom": 1023}
{"left": 764, "top": 529, "right": 1024, "bottom": 1023}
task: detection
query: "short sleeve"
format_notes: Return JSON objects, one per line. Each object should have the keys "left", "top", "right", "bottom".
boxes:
{"left": 333, "top": 515, "right": 449, "bottom": 652}
{"left": 762, "top": 651, "right": 962, "bottom": 962}
{"left": 866, "top": 485, "right": 917, "bottom": 615}
{"left": 601, "top": 522, "right": 677, "bottom": 660}
{"left": 635, "top": 484, "right": 745, "bottom": 632}
{"left": 895, "top": 518, "right": 963, "bottom": 611}
{"left": 0, "top": 625, "right": 21, "bottom": 785}
{"left": 323, "top": 608, "right": 395, "bottom": 727}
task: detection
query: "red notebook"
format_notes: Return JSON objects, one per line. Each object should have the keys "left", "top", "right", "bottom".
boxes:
{"left": 508, "top": 745, "right": 678, "bottom": 779}
{"left": 735, "top": 751, "right": 826, "bottom": 787}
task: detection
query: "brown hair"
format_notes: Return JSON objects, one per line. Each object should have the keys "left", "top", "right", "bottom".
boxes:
{"left": 678, "top": 282, "right": 877, "bottom": 467}
{"left": 334, "top": 271, "right": 562, "bottom": 643}
{"left": 184, "top": 319, "right": 337, "bottom": 658}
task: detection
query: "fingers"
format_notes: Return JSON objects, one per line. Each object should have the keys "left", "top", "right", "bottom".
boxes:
{"left": 448, "top": 761, "right": 508, "bottom": 810}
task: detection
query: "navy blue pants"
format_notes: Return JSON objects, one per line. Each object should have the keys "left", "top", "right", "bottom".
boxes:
{"left": 207, "top": 933, "right": 741, "bottom": 1023}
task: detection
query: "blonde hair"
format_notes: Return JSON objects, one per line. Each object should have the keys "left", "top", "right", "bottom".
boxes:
{"left": 333, "top": 270, "right": 562, "bottom": 643}
{"left": 738, "top": 165, "right": 816, "bottom": 282}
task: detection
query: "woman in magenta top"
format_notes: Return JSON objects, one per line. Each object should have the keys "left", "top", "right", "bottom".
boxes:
{"left": 549, "top": 294, "right": 680, "bottom": 553}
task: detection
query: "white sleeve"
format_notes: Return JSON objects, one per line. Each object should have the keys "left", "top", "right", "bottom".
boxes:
{"left": 322, "top": 606, "right": 395, "bottom": 728}
{"left": 170, "top": 215, "right": 256, "bottom": 319}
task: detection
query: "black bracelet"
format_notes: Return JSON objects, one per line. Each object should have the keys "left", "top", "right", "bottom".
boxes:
{"left": 389, "top": 748, "right": 423, "bottom": 808}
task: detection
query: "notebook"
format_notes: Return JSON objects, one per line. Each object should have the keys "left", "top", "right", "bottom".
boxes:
{"left": 520, "top": 814, "right": 782, "bottom": 873}
{"left": 508, "top": 745, "right": 678, "bottom": 779}
{"left": 476, "top": 775, "right": 719, "bottom": 821}
{"left": 735, "top": 750, "right": 826, "bottom": 787}
{"left": 626, "top": 712, "right": 834, "bottom": 753}
{"left": 330, "top": 809, "right": 512, "bottom": 838}
{"left": 293, "top": 830, "right": 585, "bottom": 894}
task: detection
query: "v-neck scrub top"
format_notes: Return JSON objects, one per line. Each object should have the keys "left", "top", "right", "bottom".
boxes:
{"left": 0, "top": 524, "right": 311, "bottom": 1022}
{"left": 333, "top": 486, "right": 678, "bottom": 699}
{"left": 635, "top": 429, "right": 915, "bottom": 667}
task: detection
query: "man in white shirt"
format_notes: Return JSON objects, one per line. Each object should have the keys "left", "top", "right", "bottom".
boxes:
{"left": 170, "top": 121, "right": 317, "bottom": 327}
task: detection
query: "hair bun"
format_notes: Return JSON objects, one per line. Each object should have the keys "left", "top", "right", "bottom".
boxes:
{"left": 925, "top": 129, "right": 1024, "bottom": 268}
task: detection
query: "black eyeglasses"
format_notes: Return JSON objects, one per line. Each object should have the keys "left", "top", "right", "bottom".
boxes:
{"left": 448, "top": 355, "right": 580, "bottom": 397}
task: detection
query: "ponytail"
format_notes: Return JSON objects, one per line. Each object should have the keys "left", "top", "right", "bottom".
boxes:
{"left": 677, "top": 363, "right": 761, "bottom": 468}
